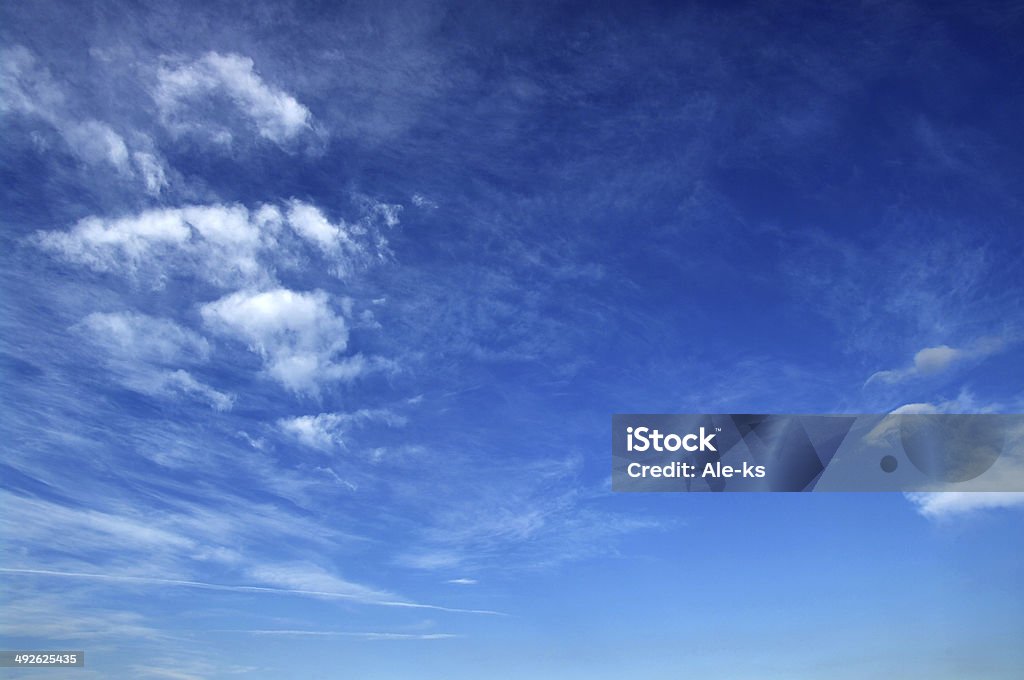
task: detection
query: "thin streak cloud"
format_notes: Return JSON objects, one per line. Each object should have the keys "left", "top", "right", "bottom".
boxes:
{"left": 0, "top": 568, "right": 504, "bottom": 616}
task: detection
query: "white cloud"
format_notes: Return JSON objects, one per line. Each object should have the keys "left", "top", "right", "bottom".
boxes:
{"left": 398, "top": 455, "right": 660, "bottom": 572}
{"left": 866, "top": 337, "right": 1008, "bottom": 386}
{"left": 63, "top": 119, "right": 132, "bottom": 173}
{"left": 0, "top": 45, "right": 65, "bottom": 116}
{"left": 245, "top": 562, "right": 395, "bottom": 603}
{"left": 2, "top": 46, "right": 169, "bottom": 193}
{"left": 133, "top": 151, "right": 169, "bottom": 194}
{"left": 411, "top": 193, "right": 438, "bottom": 209}
{"left": 156, "top": 52, "right": 311, "bottom": 145}
{"left": 225, "top": 630, "right": 458, "bottom": 640}
{"left": 287, "top": 200, "right": 345, "bottom": 250}
{"left": 37, "top": 203, "right": 269, "bottom": 288}
{"left": 0, "top": 566, "right": 499, "bottom": 614}
{"left": 887, "top": 389, "right": 1003, "bottom": 417}
{"left": 201, "top": 288, "right": 372, "bottom": 394}
{"left": 1, "top": 492, "right": 197, "bottom": 554}
{"left": 279, "top": 409, "right": 407, "bottom": 449}
{"left": 365, "top": 199, "right": 403, "bottom": 228}
{"left": 905, "top": 492, "right": 1024, "bottom": 519}
{"left": 37, "top": 199, "right": 394, "bottom": 288}
{"left": 0, "top": 592, "right": 162, "bottom": 641}
{"left": 887, "top": 403, "right": 940, "bottom": 415}
{"left": 446, "top": 578, "right": 477, "bottom": 585}
{"left": 37, "top": 199, "right": 402, "bottom": 401}
{"left": 39, "top": 208, "right": 184, "bottom": 275}
{"left": 153, "top": 369, "right": 235, "bottom": 412}
{"left": 79, "top": 311, "right": 210, "bottom": 364}
{"left": 75, "top": 311, "right": 232, "bottom": 410}
{"left": 316, "top": 466, "right": 357, "bottom": 491}
{"left": 913, "top": 345, "right": 962, "bottom": 374}
{"left": 285, "top": 200, "right": 362, "bottom": 276}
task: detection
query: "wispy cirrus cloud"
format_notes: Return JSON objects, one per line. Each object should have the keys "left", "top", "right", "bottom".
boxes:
{"left": 0, "top": 483, "right": 366, "bottom": 590}
{"left": 75, "top": 311, "right": 232, "bottom": 410}
{"left": 0, "top": 591, "right": 164, "bottom": 641}
{"left": 4, "top": 2, "right": 1021, "bottom": 676}
{"left": 0, "top": 567, "right": 502, "bottom": 615}
{"left": 278, "top": 409, "right": 406, "bottom": 450}
{"left": 243, "top": 562, "right": 401, "bottom": 604}
{"left": 77, "top": 311, "right": 211, "bottom": 364}
{"left": 396, "top": 454, "right": 661, "bottom": 572}
{"left": 219, "top": 630, "right": 459, "bottom": 640}
{"left": 155, "top": 52, "right": 313, "bottom": 146}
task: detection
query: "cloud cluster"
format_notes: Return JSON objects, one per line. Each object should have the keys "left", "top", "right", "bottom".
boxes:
{"left": 38, "top": 197, "right": 398, "bottom": 395}
{"left": 1, "top": 46, "right": 169, "bottom": 193}
{"left": 156, "top": 52, "right": 312, "bottom": 145}
{"left": 17, "top": 41, "right": 406, "bottom": 401}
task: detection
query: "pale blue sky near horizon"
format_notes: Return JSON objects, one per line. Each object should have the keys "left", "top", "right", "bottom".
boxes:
{"left": 1, "top": 1, "right": 1023, "bottom": 677}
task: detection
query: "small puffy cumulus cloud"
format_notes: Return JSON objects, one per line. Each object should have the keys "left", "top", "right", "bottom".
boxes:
{"left": 75, "top": 311, "right": 233, "bottom": 411}
{"left": 905, "top": 492, "right": 1024, "bottom": 519}
{"left": 201, "top": 288, "right": 390, "bottom": 395}
{"left": 868, "top": 344, "right": 962, "bottom": 385}
{"left": 1, "top": 45, "right": 169, "bottom": 194}
{"left": 866, "top": 337, "right": 1008, "bottom": 386}
{"left": 35, "top": 200, "right": 392, "bottom": 289}
{"left": 278, "top": 409, "right": 407, "bottom": 450}
{"left": 156, "top": 52, "right": 312, "bottom": 146}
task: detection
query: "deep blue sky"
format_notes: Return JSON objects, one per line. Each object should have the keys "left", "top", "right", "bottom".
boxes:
{"left": 2, "top": 1, "right": 1023, "bottom": 678}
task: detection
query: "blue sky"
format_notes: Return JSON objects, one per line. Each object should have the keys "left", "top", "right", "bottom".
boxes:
{"left": 1, "top": 1, "right": 1023, "bottom": 677}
